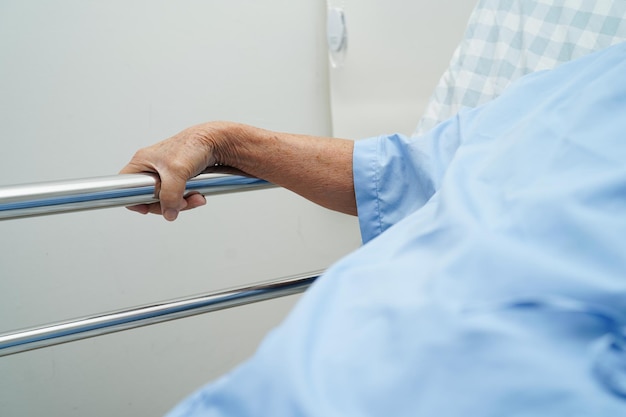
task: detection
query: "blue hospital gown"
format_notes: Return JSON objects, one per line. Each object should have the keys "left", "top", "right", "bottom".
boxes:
{"left": 167, "top": 43, "right": 626, "bottom": 416}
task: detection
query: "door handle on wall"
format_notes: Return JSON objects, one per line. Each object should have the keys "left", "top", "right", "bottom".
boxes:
{"left": 327, "top": 5, "right": 347, "bottom": 67}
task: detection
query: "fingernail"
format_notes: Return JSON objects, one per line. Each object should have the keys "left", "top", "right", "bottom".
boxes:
{"left": 164, "top": 209, "right": 178, "bottom": 221}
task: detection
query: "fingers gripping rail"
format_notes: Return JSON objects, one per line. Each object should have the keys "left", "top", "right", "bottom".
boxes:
{"left": 0, "top": 173, "right": 320, "bottom": 356}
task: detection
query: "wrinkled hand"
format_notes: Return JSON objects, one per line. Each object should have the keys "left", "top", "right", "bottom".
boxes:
{"left": 120, "top": 122, "right": 235, "bottom": 221}
{"left": 121, "top": 121, "right": 357, "bottom": 219}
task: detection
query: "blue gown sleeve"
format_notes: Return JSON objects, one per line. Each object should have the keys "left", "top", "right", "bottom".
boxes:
{"left": 353, "top": 112, "right": 470, "bottom": 243}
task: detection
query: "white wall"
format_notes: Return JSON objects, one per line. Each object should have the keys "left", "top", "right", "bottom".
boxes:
{"left": 0, "top": 1, "right": 476, "bottom": 416}
{"left": 0, "top": 1, "right": 361, "bottom": 416}
{"left": 329, "top": 0, "right": 477, "bottom": 139}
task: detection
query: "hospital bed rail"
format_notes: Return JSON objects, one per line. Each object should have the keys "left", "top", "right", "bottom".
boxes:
{"left": 0, "top": 173, "right": 321, "bottom": 357}
{"left": 0, "top": 172, "right": 273, "bottom": 220}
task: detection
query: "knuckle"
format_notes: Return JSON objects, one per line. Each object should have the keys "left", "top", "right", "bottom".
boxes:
{"left": 168, "top": 160, "right": 194, "bottom": 179}
{"left": 132, "top": 147, "right": 150, "bottom": 161}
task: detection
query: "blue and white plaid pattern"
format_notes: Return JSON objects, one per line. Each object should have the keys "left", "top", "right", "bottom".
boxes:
{"left": 414, "top": 0, "right": 626, "bottom": 136}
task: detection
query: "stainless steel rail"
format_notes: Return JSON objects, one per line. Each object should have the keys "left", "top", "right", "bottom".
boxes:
{"left": 0, "top": 270, "right": 320, "bottom": 357}
{"left": 0, "top": 173, "right": 273, "bottom": 220}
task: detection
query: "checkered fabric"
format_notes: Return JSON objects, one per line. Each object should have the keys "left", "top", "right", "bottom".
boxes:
{"left": 414, "top": 0, "right": 626, "bottom": 136}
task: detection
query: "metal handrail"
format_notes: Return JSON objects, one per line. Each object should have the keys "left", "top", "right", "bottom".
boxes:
{"left": 0, "top": 173, "right": 273, "bottom": 220}
{"left": 0, "top": 173, "right": 319, "bottom": 357}
{"left": 0, "top": 270, "right": 320, "bottom": 357}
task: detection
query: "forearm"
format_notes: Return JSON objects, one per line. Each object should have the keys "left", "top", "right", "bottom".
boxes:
{"left": 120, "top": 121, "right": 357, "bottom": 220}
{"left": 216, "top": 123, "right": 356, "bottom": 215}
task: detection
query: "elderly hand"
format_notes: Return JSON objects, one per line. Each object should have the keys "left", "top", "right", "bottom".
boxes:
{"left": 121, "top": 121, "right": 357, "bottom": 221}
{"left": 120, "top": 121, "right": 242, "bottom": 221}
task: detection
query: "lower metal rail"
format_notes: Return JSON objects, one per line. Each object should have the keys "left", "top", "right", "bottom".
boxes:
{"left": 0, "top": 270, "right": 320, "bottom": 357}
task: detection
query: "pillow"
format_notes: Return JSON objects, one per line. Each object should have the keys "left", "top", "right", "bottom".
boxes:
{"left": 414, "top": 0, "right": 626, "bottom": 136}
